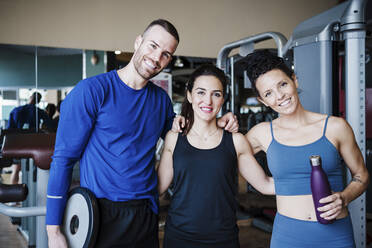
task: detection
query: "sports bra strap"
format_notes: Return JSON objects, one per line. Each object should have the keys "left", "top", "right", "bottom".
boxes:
{"left": 322, "top": 115, "right": 331, "bottom": 136}
{"left": 270, "top": 116, "right": 330, "bottom": 140}
{"left": 270, "top": 121, "right": 274, "bottom": 140}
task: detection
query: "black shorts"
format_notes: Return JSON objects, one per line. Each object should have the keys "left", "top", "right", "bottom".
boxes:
{"left": 163, "top": 231, "right": 240, "bottom": 248}
{"left": 163, "top": 227, "right": 240, "bottom": 248}
{"left": 95, "top": 198, "right": 159, "bottom": 248}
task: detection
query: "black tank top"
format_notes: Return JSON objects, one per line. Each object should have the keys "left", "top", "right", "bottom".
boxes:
{"left": 165, "top": 130, "right": 239, "bottom": 242}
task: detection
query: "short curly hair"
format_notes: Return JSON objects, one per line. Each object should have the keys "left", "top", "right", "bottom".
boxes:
{"left": 244, "top": 50, "right": 293, "bottom": 96}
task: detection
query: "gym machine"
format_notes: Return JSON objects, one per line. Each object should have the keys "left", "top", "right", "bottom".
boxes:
{"left": 217, "top": 0, "right": 369, "bottom": 247}
{"left": 0, "top": 132, "right": 98, "bottom": 248}
{"left": 0, "top": 132, "right": 54, "bottom": 247}
{"left": 0, "top": 0, "right": 368, "bottom": 247}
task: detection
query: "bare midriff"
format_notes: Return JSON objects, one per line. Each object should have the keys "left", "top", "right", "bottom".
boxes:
{"left": 276, "top": 195, "right": 348, "bottom": 221}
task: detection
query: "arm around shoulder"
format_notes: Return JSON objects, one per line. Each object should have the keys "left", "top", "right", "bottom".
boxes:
{"left": 157, "top": 131, "right": 178, "bottom": 195}
{"left": 245, "top": 122, "right": 270, "bottom": 154}
{"left": 233, "top": 132, "right": 275, "bottom": 195}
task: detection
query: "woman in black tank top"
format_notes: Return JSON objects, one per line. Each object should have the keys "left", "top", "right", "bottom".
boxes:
{"left": 157, "top": 65, "right": 275, "bottom": 248}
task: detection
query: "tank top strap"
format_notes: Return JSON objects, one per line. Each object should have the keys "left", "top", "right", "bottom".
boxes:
{"left": 221, "top": 130, "right": 231, "bottom": 147}
{"left": 175, "top": 132, "right": 188, "bottom": 150}
{"left": 221, "top": 131, "right": 237, "bottom": 159}
{"left": 270, "top": 121, "right": 275, "bottom": 141}
{"left": 322, "top": 115, "right": 331, "bottom": 137}
{"left": 177, "top": 132, "right": 184, "bottom": 142}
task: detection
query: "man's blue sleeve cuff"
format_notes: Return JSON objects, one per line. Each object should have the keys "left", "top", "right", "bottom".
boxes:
{"left": 46, "top": 196, "right": 67, "bottom": 225}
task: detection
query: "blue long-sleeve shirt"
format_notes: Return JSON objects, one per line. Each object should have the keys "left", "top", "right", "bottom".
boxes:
{"left": 46, "top": 70, "right": 174, "bottom": 225}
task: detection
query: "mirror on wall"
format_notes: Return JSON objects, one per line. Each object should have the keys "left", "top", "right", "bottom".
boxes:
{"left": 0, "top": 43, "right": 217, "bottom": 130}
{"left": 0, "top": 44, "right": 84, "bottom": 130}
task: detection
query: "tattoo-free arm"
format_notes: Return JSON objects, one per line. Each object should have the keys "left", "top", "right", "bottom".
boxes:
{"left": 234, "top": 133, "right": 275, "bottom": 195}
{"left": 245, "top": 123, "right": 267, "bottom": 155}
{"left": 157, "top": 131, "right": 177, "bottom": 195}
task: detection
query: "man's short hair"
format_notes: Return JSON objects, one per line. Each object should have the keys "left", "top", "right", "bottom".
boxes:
{"left": 31, "top": 92, "right": 42, "bottom": 104}
{"left": 144, "top": 19, "right": 179, "bottom": 43}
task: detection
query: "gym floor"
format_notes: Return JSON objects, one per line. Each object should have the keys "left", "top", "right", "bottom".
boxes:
{"left": 0, "top": 213, "right": 27, "bottom": 248}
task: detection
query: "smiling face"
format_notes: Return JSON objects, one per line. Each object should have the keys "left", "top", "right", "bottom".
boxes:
{"left": 187, "top": 75, "right": 224, "bottom": 122}
{"left": 132, "top": 25, "right": 178, "bottom": 80}
{"left": 255, "top": 69, "right": 300, "bottom": 115}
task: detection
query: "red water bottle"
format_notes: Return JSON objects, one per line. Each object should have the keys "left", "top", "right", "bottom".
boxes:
{"left": 310, "top": 155, "right": 333, "bottom": 224}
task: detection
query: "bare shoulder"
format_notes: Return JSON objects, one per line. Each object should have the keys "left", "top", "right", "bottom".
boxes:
{"left": 327, "top": 116, "right": 351, "bottom": 134}
{"left": 246, "top": 121, "right": 271, "bottom": 140}
{"left": 326, "top": 116, "right": 355, "bottom": 144}
{"left": 247, "top": 121, "right": 270, "bottom": 134}
{"left": 245, "top": 121, "right": 271, "bottom": 153}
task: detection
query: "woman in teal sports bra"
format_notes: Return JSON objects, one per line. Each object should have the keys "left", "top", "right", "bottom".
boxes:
{"left": 244, "top": 50, "right": 369, "bottom": 248}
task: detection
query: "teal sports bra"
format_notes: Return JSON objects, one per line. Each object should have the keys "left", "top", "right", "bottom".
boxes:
{"left": 266, "top": 115, "right": 344, "bottom": 195}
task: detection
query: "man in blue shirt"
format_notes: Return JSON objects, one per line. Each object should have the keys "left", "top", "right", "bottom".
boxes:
{"left": 7, "top": 92, "right": 50, "bottom": 130}
{"left": 46, "top": 19, "right": 237, "bottom": 248}
{"left": 7, "top": 92, "right": 51, "bottom": 185}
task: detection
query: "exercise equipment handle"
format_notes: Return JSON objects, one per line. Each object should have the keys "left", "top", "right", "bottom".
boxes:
{"left": 0, "top": 157, "right": 13, "bottom": 169}
{"left": 217, "top": 31, "right": 287, "bottom": 71}
{"left": 0, "top": 203, "right": 46, "bottom": 217}
{"left": 0, "top": 183, "right": 28, "bottom": 203}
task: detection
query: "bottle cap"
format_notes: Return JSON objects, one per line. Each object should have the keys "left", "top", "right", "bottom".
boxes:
{"left": 310, "top": 155, "right": 321, "bottom": 166}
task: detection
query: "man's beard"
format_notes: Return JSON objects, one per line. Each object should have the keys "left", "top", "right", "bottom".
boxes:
{"left": 133, "top": 56, "right": 161, "bottom": 80}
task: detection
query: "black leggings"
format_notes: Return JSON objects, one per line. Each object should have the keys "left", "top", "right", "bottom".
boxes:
{"left": 95, "top": 198, "right": 159, "bottom": 248}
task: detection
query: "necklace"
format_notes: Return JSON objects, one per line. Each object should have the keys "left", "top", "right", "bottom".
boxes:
{"left": 191, "top": 128, "right": 220, "bottom": 141}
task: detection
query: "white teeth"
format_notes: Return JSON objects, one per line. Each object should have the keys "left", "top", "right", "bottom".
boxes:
{"left": 201, "top": 107, "right": 212, "bottom": 111}
{"left": 279, "top": 99, "right": 290, "bottom": 106}
{"left": 144, "top": 60, "right": 156, "bottom": 69}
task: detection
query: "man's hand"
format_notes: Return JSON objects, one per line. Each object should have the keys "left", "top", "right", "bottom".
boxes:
{"left": 217, "top": 112, "right": 239, "bottom": 133}
{"left": 171, "top": 115, "right": 185, "bottom": 133}
{"left": 47, "top": 225, "right": 68, "bottom": 248}
{"left": 171, "top": 113, "right": 238, "bottom": 133}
